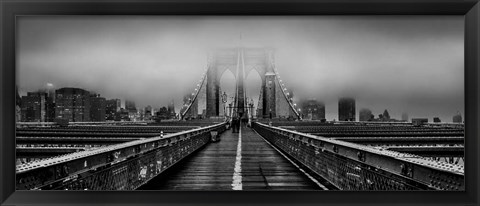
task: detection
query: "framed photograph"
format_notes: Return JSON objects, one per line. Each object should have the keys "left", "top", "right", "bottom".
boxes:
{"left": 1, "top": 0, "right": 479, "bottom": 205}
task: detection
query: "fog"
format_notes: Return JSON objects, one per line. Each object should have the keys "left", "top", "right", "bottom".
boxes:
{"left": 17, "top": 16, "right": 464, "bottom": 121}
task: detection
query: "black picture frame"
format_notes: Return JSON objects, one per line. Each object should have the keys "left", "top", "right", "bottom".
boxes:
{"left": 1, "top": 0, "right": 479, "bottom": 205}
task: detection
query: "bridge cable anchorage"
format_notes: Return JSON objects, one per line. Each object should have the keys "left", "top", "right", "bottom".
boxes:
{"left": 180, "top": 67, "right": 209, "bottom": 120}
{"left": 252, "top": 129, "right": 328, "bottom": 190}
{"left": 270, "top": 61, "right": 301, "bottom": 120}
{"left": 232, "top": 124, "right": 243, "bottom": 190}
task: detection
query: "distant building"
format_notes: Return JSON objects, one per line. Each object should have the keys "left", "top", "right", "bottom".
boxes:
{"left": 338, "top": 97, "right": 355, "bottom": 121}
{"left": 168, "top": 100, "right": 176, "bottom": 118}
{"left": 156, "top": 107, "right": 170, "bottom": 120}
{"left": 359, "top": 108, "right": 374, "bottom": 121}
{"left": 16, "top": 86, "right": 22, "bottom": 107}
{"left": 412, "top": 118, "right": 428, "bottom": 126}
{"left": 16, "top": 86, "right": 22, "bottom": 122}
{"left": 433, "top": 117, "right": 441, "bottom": 123}
{"left": 90, "top": 94, "right": 106, "bottom": 122}
{"left": 453, "top": 112, "right": 462, "bottom": 123}
{"left": 401, "top": 112, "right": 409, "bottom": 122}
{"left": 115, "top": 108, "right": 130, "bottom": 121}
{"left": 45, "top": 83, "right": 56, "bottom": 103}
{"left": 145, "top": 105, "right": 152, "bottom": 114}
{"left": 105, "top": 99, "right": 121, "bottom": 121}
{"left": 55, "top": 87, "right": 90, "bottom": 122}
{"left": 138, "top": 108, "right": 145, "bottom": 121}
{"left": 144, "top": 105, "right": 153, "bottom": 120}
{"left": 300, "top": 99, "right": 325, "bottom": 120}
{"left": 125, "top": 100, "right": 137, "bottom": 113}
{"left": 382, "top": 110, "right": 390, "bottom": 121}
{"left": 21, "top": 92, "right": 48, "bottom": 122}
{"left": 125, "top": 100, "right": 139, "bottom": 121}
{"left": 46, "top": 99, "right": 55, "bottom": 122}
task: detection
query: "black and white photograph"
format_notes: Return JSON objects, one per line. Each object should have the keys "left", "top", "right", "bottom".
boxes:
{"left": 15, "top": 16, "right": 464, "bottom": 191}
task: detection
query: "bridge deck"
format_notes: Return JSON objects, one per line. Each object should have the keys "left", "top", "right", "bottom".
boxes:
{"left": 139, "top": 125, "right": 321, "bottom": 190}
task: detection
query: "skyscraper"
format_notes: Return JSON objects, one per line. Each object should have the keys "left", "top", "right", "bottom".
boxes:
{"left": 16, "top": 86, "right": 22, "bottom": 122}
{"left": 55, "top": 87, "right": 91, "bottom": 122}
{"left": 45, "top": 93, "right": 55, "bottom": 122}
{"left": 90, "top": 94, "right": 106, "bottom": 122}
{"left": 301, "top": 99, "right": 325, "bottom": 120}
{"left": 338, "top": 97, "right": 356, "bottom": 121}
{"left": 105, "top": 99, "right": 121, "bottom": 121}
{"left": 45, "top": 83, "right": 56, "bottom": 103}
{"left": 168, "top": 99, "right": 175, "bottom": 118}
{"left": 21, "top": 92, "right": 48, "bottom": 122}
{"left": 125, "top": 100, "right": 137, "bottom": 113}
{"left": 16, "top": 86, "right": 22, "bottom": 107}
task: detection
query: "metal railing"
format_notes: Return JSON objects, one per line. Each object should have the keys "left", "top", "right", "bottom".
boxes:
{"left": 253, "top": 122, "right": 464, "bottom": 190}
{"left": 16, "top": 122, "right": 227, "bottom": 190}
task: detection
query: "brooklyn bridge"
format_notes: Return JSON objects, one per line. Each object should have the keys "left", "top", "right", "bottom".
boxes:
{"left": 16, "top": 48, "right": 464, "bottom": 191}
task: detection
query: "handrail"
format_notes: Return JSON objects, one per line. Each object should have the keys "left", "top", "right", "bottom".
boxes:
{"left": 17, "top": 122, "right": 225, "bottom": 174}
{"left": 16, "top": 123, "right": 226, "bottom": 189}
{"left": 254, "top": 122, "right": 464, "bottom": 190}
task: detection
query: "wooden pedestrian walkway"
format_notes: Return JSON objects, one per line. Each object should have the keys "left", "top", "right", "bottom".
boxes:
{"left": 139, "top": 124, "right": 321, "bottom": 190}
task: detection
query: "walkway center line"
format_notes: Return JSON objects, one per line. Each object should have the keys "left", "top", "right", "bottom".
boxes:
{"left": 232, "top": 124, "right": 242, "bottom": 190}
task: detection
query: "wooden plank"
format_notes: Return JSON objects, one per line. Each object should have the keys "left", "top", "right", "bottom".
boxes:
{"left": 138, "top": 129, "right": 238, "bottom": 190}
{"left": 240, "top": 127, "right": 319, "bottom": 190}
{"left": 139, "top": 125, "right": 320, "bottom": 190}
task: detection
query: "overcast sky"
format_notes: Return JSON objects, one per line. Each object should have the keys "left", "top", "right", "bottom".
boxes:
{"left": 17, "top": 16, "right": 464, "bottom": 122}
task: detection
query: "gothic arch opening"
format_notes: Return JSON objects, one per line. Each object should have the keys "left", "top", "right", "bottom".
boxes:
{"left": 245, "top": 69, "right": 262, "bottom": 118}
{"left": 219, "top": 69, "right": 236, "bottom": 117}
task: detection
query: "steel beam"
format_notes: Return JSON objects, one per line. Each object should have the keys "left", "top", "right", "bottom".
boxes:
{"left": 386, "top": 146, "right": 464, "bottom": 157}
{"left": 334, "top": 136, "right": 464, "bottom": 146}
{"left": 16, "top": 147, "right": 85, "bottom": 157}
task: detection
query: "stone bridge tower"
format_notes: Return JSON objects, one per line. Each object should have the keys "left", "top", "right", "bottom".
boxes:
{"left": 205, "top": 47, "right": 278, "bottom": 118}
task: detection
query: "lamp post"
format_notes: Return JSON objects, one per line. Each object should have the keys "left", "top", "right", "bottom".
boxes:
{"left": 269, "top": 108, "right": 272, "bottom": 126}
{"left": 222, "top": 92, "right": 227, "bottom": 121}
{"left": 247, "top": 99, "right": 254, "bottom": 127}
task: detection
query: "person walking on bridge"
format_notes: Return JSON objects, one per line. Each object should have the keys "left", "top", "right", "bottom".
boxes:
{"left": 232, "top": 117, "right": 238, "bottom": 133}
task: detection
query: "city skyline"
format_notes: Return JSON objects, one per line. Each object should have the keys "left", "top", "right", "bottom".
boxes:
{"left": 17, "top": 84, "right": 464, "bottom": 123}
{"left": 17, "top": 16, "right": 464, "bottom": 121}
